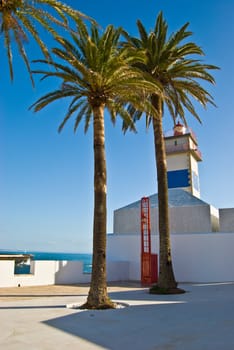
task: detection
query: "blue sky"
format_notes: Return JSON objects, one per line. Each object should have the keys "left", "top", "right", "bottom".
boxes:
{"left": 1, "top": 0, "right": 233, "bottom": 252}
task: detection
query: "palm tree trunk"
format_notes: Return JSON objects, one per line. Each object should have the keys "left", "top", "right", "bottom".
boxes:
{"left": 151, "top": 95, "right": 177, "bottom": 291}
{"left": 84, "top": 104, "right": 114, "bottom": 309}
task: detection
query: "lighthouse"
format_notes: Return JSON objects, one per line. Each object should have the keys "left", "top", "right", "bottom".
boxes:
{"left": 164, "top": 122, "right": 202, "bottom": 198}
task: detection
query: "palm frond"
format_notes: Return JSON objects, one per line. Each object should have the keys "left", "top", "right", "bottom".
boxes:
{"left": 0, "top": 0, "right": 95, "bottom": 84}
{"left": 136, "top": 20, "right": 148, "bottom": 44}
{"left": 165, "top": 22, "right": 191, "bottom": 53}
{"left": 58, "top": 98, "right": 84, "bottom": 132}
{"left": 14, "top": 27, "right": 34, "bottom": 85}
{"left": 4, "top": 29, "right": 14, "bottom": 81}
{"left": 30, "top": 88, "right": 77, "bottom": 112}
{"left": 124, "top": 11, "right": 218, "bottom": 127}
{"left": 84, "top": 105, "right": 92, "bottom": 133}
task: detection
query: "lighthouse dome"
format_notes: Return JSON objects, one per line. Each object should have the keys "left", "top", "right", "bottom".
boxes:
{"left": 173, "top": 122, "right": 186, "bottom": 136}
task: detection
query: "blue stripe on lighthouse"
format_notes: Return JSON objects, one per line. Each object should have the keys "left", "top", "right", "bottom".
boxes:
{"left": 167, "top": 169, "right": 190, "bottom": 189}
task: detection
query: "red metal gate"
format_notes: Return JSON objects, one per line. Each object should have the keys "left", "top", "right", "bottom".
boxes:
{"left": 141, "top": 197, "right": 158, "bottom": 285}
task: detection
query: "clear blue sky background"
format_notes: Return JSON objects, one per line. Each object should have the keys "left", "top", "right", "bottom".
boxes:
{"left": 1, "top": 0, "right": 233, "bottom": 252}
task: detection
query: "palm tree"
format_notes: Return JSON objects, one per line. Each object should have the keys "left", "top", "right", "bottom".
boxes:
{"left": 30, "top": 22, "right": 161, "bottom": 308}
{"left": 124, "top": 12, "right": 218, "bottom": 293}
{"left": 0, "top": 0, "right": 91, "bottom": 85}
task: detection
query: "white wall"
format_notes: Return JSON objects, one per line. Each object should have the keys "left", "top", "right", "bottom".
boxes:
{"left": 219, "top": 208, "right": 234, "bottom": 232}
{"left": 114, "top": 205, "right": 215, "bottom": 234}
{"left": 55, "top": 261, "right": 91, "bottom": 284}
{"left": 169, "top": 206, "right": 212, "bottom": 233}
{"left": 210, "top": 205, "right": 220, "bottom": 232}
{"left": 107, "top": 234, "right": 142, "bottom": 280}
{"left": 114, "top": 207, "right": 141, "bottom": 234}
{"left": 172, "top": 233, "right": 234, "bottom": 282}
{"left": 107, "top": 261, "right": 130, "bottom": 281}
{"left": 0, "top": 261, "right": 56, "bottom": 287}
{"left": 166, "top": 153, "right": 189, "bottom": 171}
{"left": 0, "top": 260, "right": 91, "bottom": 288}
{"left": 0, "top": 260, "right": 16, "bottom": 287}
{"left": 107, "top": 232, "right": 234, "bottom": 283}
{"left": 2, "top": 232, "right": 233, "bottom": 287}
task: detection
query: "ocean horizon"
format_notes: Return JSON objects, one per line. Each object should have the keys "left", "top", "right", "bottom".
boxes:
{"left": 0, "top": 249, "right": 92, "bottom": 273}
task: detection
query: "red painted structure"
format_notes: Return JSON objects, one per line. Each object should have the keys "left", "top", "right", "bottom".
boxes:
{"left": 141, "top": 197, "right": 158, "bottom": 285}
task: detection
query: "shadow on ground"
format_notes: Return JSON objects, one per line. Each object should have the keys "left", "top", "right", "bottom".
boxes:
{"left": 42, "top": 284, "right": 234, "bottom": 350}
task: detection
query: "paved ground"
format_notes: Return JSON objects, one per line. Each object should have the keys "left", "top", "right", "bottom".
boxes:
{"left": 0, "top": 282, "right": 234, "bottom": 350}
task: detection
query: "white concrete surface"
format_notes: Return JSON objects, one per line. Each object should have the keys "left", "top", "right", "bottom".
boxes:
{"left": 0, "top": 282, "right": 234, "bottom": 350}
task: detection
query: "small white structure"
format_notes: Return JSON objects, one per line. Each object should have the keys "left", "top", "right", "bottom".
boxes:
{"left": 0, "top": 256, "right": 91, "bottom": 288}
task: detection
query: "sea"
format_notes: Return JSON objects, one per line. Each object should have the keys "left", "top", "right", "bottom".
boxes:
{"left": 0, "top": 249, "right": 92, "bottom": 274}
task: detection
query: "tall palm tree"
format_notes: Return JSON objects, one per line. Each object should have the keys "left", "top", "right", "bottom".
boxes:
{"left": 124, "top": 12, "right": 218, "bottom": 293}
{"left": 0, "top": 0, "right": 90, "bottom": 85}
{"left": 30, "top": 22, "right": 161, "bottom": 308}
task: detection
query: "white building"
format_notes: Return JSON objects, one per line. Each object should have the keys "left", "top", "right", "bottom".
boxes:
{"left": 107, "top": 123, "right": 234, "bottom": 283}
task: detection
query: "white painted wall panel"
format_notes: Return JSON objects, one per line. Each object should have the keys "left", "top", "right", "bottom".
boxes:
{"left": 166, "top": 153, "right": 189, "bottom": 171}
{"left": 0, "top": 260, "right": 91, "bottom": 287}
{"left": 114, "top": 205, "right": 214, "bottom": 234}
{"left": 219, "top": 208, "right": 234, "bottom": 232}
{"left": 107, "top": 233, "right": 234, "bottom": 283}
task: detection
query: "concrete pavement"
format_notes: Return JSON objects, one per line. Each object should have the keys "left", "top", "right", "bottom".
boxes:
{"left": 0, "top": 282, "right": 234, "bottom": 349}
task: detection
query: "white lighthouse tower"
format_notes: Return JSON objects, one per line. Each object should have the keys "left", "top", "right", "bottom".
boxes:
{"left": 164, "top": 122, "right": 202, "bottom": 198}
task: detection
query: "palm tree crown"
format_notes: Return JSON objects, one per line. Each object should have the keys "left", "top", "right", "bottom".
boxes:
{"left": 124, "top": 11, "right": 218, "bottom": 124}
{"left": 31, "top": 22, "right": 159, "bottom": 130}
{"left": 0, "top": 0, "right": 89, "bottom": 85}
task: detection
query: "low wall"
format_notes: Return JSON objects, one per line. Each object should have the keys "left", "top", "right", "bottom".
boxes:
{"left": 54, "top": 261, "right": 91, "bottom": 285}
{"left": 107, "top": 232, "right": 234, "bottom": 283}
{"left": 2, "top": 232, "right": 233, "bottom": 287}
{"left": 0, "top": 260, "right": 91, "bottom": 288}
{"left": 173, "top": 233, "right": 234, "bottom": 282}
